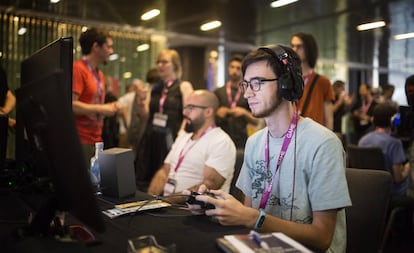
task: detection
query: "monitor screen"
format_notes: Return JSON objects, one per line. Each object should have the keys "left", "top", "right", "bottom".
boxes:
{"left": 15, "top": 70, "right": 105, "bottom": 234}
{"left": 16, "top": 37, "right": 73, "bottom": 175}
{"left": 20, "top": 36, "right": 73, "bottom": 98}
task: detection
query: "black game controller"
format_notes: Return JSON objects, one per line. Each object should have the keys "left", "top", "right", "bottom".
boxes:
{"left": 186, "top": 191, "right": 216, "bottom": 209}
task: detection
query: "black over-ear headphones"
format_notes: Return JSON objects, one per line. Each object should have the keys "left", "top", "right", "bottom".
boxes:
{"left": 258, "top": 45, "right": 304, "bottom": 101}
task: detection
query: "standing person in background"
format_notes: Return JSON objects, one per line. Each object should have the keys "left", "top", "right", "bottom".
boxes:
{"left": 136, "top": 49, "right": 193, "bottom": 191}
{"left": 102, "top": 82, "right": 119, "bottom": 149}
{"left": 0, "top": 66, "right": 16, "bottom": 128}
{"left": 332, "top": 80, "right": 354, "bottom": 134}
{"left": 380, "top": 84, "right": 399, "bottom": 112}
{"left": 350, "top": 83, "right": 377, "bottom": 144}
{"left": 404, "top": 75, "right": 414, "bottom": 199}
{"left": 214, "top": 54, "right": 259, "bottom": 149}
{"left": 118, "top": 79, "right": 149, "bottom": 152}
{"left": 72, "top": 28, "right": 120, "bottom": 166}
{"left": 290, "top": 32, "right": 334, "bottom": 130}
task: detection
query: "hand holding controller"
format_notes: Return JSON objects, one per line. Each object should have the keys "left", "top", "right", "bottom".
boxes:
{"left": 186, "top": 191, "right": 216, "bottom": 210}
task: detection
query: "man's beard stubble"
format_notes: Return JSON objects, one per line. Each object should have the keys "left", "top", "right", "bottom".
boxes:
{"left": 184, "top": 116, "right": 203, "bottom": 133}
{"left": 184, "top": 121, "right": 194, "bottom": 133}
{"left": 252, "top": 93, "right": 283, "bottom": 118}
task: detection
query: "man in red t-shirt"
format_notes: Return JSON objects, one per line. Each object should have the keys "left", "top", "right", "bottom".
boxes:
{"left": 72, "top": 28, "right": 120, "bottom": 163}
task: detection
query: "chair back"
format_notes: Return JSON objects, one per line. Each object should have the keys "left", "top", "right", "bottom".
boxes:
{"left": 346, "top": 144, "right": 386, "bottom": 170}
{"left": 230, "top": 149, "right": 245, "bottom": 203}
{"left": 345, "top": 168, "right": 392, "bottom": 253}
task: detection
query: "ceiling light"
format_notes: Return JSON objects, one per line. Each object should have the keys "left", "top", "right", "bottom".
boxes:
{"left": 141, "top": 9, "right": 160, "bottom": 21}
{"left": 50, "top": 0, "right": 61, "bottom": 3}
{"left": 136, "top": 43, "right": 150, "bottom": 52}
{"left": 123, "top": 72, "right": 132, "bottom": 79}
{"left": 200, "top": 20, "right": 222, "bottom": 32}
{"left": 270, "top": 0, "right": 298, "bottom": 8}
{"left": 356, "top": 21, "right": 386, "bottom": 31}
{"left": 109, "top": 54, "right": 119, "bottom": 61}
{"left": 18, "top": 27, "right": 27, "bottom": 35}
{"left": 394, "top": 32, "right": 414, "bottom": 40}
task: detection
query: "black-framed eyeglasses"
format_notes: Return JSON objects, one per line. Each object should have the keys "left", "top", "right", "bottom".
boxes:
{"left": 239, "top": 77, "right": 278, "bottom": 92}
{"left": 183, "top": 104, "right": 208, "bottom": 111}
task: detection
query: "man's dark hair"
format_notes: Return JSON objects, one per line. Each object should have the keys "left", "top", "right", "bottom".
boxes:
{"left": 405, "top": 74, "right": 414, "bottom": 87}
{"left": 230, "top": 54, "right": 244, "bottom": 63}
{"left": 241, "top": 45, "right": 301, "bottom": 81}
{"left": 291, "top": 32, "right": 318, "bottom": 68}
{"left": 146, "top": 68, "right": 160, "bottom": 85}
{"left": 372, "top": 103, "right": 395, "bottom": 128}
{"left": 79, "top": 28, "right": 110, "bottom": 55}
{"left": 333, "top": 80, "right": 345, "bottom": 88}
{"left": 405, "top": 74, "right": 414, "bottom": 107}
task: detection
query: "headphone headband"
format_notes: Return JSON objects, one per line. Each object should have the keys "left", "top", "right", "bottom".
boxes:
{"left": 259, "top": 45, "right": 304, "bottom": 101}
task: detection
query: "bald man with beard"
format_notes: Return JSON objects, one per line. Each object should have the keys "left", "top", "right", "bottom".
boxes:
{"left": 147, "top": 90, "right": 236, "bottom": 200}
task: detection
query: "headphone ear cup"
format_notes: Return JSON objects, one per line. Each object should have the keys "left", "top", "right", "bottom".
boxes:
{"left": 278, "top": 68, "right": 304, "bottom": 101}
{"left": 289, "top": 69, "right": 304, "bottom": 100}
{"left": 278, "top": 73, "right": 293, "bottom": 100}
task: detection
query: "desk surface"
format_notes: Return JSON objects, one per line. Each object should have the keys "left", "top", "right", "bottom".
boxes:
{"left": 92, "top": 192, "right": 250, "bottom": 253}
{"left": 1, "top": 190, "right": 250, "bottom": 253}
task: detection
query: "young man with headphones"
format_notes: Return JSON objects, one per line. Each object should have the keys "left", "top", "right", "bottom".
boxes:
{"left": 188, "top": 45, "right": 351, "bottom": 252}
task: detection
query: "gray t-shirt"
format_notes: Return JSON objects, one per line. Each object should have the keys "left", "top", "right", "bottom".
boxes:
{"left": 237, "top": 118, "right": 351, "bottom": 253}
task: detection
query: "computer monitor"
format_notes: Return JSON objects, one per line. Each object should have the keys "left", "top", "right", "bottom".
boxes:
{"left": 16, "top": 37, "right": 74, "bottom": 176}
{"left": 20, "top": 37, "right": 73, "bottom": 99}
{"left": 15, "top": 70, "right": 105, "bottom": 234}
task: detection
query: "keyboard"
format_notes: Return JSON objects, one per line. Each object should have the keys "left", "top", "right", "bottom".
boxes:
{"left": 102, "top": 199, "right": 171, "bottom": 219}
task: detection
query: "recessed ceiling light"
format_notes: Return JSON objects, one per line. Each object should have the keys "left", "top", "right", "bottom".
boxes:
{"left": 109, "top": 54, "right": 119, "bottom": 61}
{"left": 50, "top": 0, "right": 61, "bottom": 3}
{"left": 200, "top": 20, "right": 222, "bottom": 32}
{"left": 356, "top": 21, "right": 386, "bottom": 31}
{"left": 141, "top": 9, "right": 160, "bottom": 21}
{"left": 123, "top": 72, "right": 132, "bottom": 79}
{"left": 136, "top": 43, "right": 150, "bottom": 52}
{"left": 394, "top": 32, "right": 414, "bottom": 40}
{"left": 270, "top": 0, "right": 299, "bottom": 8}
{"left": 18, "top": 27, "right": 27, "bottom": 35}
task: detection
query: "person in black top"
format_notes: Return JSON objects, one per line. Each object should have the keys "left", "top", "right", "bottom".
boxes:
{"left": 214, "top": 54, "right": 258, "bottom": 149}
{"left": 0, "top": 66, "right": 16, "bottom": 122}
{"left": 135, "top": 49, "right": 193, "bottom": 190}
{"left": 332, "top": 80, "right": 353, "bottom": 134}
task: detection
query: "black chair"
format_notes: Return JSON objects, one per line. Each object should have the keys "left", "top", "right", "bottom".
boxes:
{"left": 230, "top": 149, "right": 245, "bottom": 203}
{"left": 346, "top": 144, "right": 386, "bottom": 170}
{"left": 345, "top": 168, "right": 392, "bottom": 253}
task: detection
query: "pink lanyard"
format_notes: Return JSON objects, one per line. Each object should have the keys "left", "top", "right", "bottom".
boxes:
{"left": 361, "top": 99, "right": 372, "bottom": 114}
{"left": 303, "top": 71, "right": 313, "bottom": 86}
{"left": 82, "top": 58, "right": 103, "bottom": 104}
{"left": 226, "top": 82, "right": 241, "bottom": 108}
{"left": 159, "top": 80, "right": 175, "bottom": 113}
{"left": 259, "top": 111, "right": 298, "bottom": 209}
{"left": 173, "top": 125, "right": 216, "bottom": 172}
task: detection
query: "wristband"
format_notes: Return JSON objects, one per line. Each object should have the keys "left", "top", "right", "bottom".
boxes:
{"left": 253, "top": 208, "right": 266, "bottom": 229}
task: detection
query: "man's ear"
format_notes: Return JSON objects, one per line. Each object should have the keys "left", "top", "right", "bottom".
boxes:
{"left": 205, "top": 107, "right": 214, "bottom": 117}
{"left": 91, "top": 42, "right": 100, "bottom": 51}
